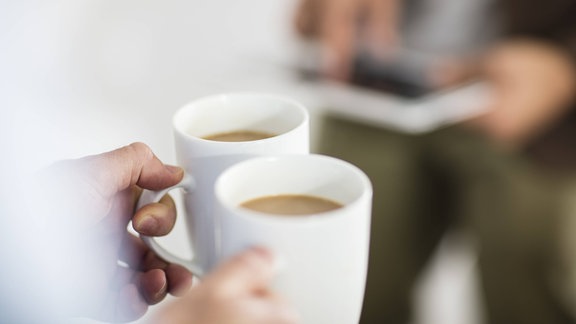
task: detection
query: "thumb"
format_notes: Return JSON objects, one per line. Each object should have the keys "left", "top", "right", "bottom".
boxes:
{"left": 204, "top": 247, "right": 277, "bottom": 298}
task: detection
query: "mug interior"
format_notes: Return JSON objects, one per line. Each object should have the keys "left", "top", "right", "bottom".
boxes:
{"left": 173, "top": 93, "right": 308, "bottom": 140}
{"left": 216, "top": 155, "right": 371, "bottom": 215}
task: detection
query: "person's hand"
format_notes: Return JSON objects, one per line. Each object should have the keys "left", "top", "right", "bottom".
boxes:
{"left": 154, "top": 247, "right": 300, "bottom": 324}
{"left": 294, "top": 0, "right": 400, "bottom": 80}
{"left": 40, "top": 143, "right": 193, "bottom": 322}
{"left": 468, "top": 40, "right": 576, "bottom": 148}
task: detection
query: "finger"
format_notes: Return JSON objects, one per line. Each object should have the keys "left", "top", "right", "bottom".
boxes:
{"left": 96, "top": 267, "right": 148, "bottom": 323}
{"left": 118, "top": 235, "right": 193, "bottom": 298}
{"left": 131, "top": 185, "right": 143, "bottom": 205}
{"left": 141, "top": 245, "right": 171, "bottom": 271}
{"left": 110, "top": 263, "right": 168, "bottom": 306}
{"left": 234, "top": 299, "right": 301, "bottom": 324}
{"left": 294, "top": 0, "right": 322, "bottom": 38}
{"left": 137, "top": 268, "right": 168, "bottom": 305}
{"left": 118, "top": 234, "right": 147, "bottom": 270}
{"left": 84, "top": 142, "right": 184, "bottom": 197}
{"left": 165, "top": 263, "right": 194, "bottom": 296}
{"left": 135, "top": 247, "right": 194, "bottom": 298}
{"left": 136, "top": 246, "right": 191, "bottom": 293}
{"left": 320, "top": 0, "right": 359, "bottom": 80}
{"left": 118, "top": 234, "right": 168, "bottom": 271}
{"left": 365, "top": 0, "right": 400, "bottom": 55}
{"left": 204, "top": 247, "right": 276, "bottom": 298}
{"left": 132, "top": 193, "right": 177, "bottom": 236}
{"left": 106, "top": 283, "right": 149, "bottom": 323}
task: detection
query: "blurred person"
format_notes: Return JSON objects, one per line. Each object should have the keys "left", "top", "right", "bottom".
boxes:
{"left": 0, "top": 143, "right": 298, "bottom": 324}
{"left": 294, "top": 0, "right": 576, "bottom": 323}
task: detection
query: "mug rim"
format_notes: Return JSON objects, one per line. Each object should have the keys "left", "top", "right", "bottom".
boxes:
{"left": 214, "top": 154, "right": 373, "bottom": 224}
{"left": 172, "top": 92, "right": 310, "bottom": 145}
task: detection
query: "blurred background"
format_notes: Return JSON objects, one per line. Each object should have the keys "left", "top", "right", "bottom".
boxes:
{"left": 2, "top": 0, "right": 576, "bottom": 323}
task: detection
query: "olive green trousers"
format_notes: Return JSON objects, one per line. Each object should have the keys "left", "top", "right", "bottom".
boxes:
{"left": 317, "top": 115, "right": 574, "bottom": 324}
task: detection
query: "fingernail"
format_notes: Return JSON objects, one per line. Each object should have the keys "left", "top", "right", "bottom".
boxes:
{"left": 165, "top": 165, "right": 183, "bottom": 175}
{"left": 134, "top": 215, "right": 158, "bottom": 235}
{"left": 153, "top": 278, "right": 168, "bottom": 302}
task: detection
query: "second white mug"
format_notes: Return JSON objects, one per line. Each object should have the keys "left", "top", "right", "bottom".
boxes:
{"left": 215, "top": 154, "right": 372, "bottom": 324}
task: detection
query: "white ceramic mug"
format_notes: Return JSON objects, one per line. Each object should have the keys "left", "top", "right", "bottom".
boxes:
{"left": 215, "top": 154, "right": 372, "bottom": 324}
{"left": 137, "top": 93, "right": 309, "bottom": 275}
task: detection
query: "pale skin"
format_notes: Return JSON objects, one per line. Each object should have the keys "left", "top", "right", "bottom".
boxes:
{"left": 44, "top": 143, "right": 298, "bottom": 323}
{"left": 294, "top": 0, "right": 401, "bottom": 80}
{"left": 154, "top": 247, "right": 300, "bottom": 324}
{"left": 42, "top": 142, "right": 191, "bottom": 322}
{"left": 294, "top": 0, "right": 576, "bottom": 148}
{"left": 468, "top": 40, "right": 576, "bottom": 148}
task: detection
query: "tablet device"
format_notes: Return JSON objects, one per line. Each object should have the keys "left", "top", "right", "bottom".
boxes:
{"left": 298, "top": 52, "right": 492, "bottom": 133}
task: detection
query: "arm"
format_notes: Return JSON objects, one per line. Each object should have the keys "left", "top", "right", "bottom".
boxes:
{"left": 467, "top": 0, "right": 576, "bottom": 149}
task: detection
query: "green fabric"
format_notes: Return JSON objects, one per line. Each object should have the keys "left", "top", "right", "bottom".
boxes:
{"left": 316, "top": 114, "right": 574, "bottom": 324}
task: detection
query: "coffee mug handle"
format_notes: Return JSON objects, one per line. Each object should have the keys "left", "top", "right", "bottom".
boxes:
{"left": 136, "top": 174, "right": 204, "bottom": 277}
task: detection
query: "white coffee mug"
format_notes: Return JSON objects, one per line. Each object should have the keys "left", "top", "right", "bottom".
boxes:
{"left": 137, "top": 93, "right": 309, "bottom": 275}
{"left": 215, "top": 154, "right": 372, "bottom": 324}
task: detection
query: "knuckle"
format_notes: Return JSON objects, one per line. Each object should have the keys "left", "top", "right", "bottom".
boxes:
{"left": 128, "top": 142, "right": 154, "bottom": 160}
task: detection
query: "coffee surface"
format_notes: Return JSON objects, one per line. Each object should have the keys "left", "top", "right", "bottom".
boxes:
{"left": 240, "top": 194, "right": 343, "bottom": 216}
{"left": 203, "top": 130, "right": 275, "bottom": 142}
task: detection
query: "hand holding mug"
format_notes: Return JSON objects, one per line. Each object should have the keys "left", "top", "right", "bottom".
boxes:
{"left": 154, "top": 247, "right": 300, "bottom": 324}
{"left": 38, "top": 143, "right": 192, "bottom": 322}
